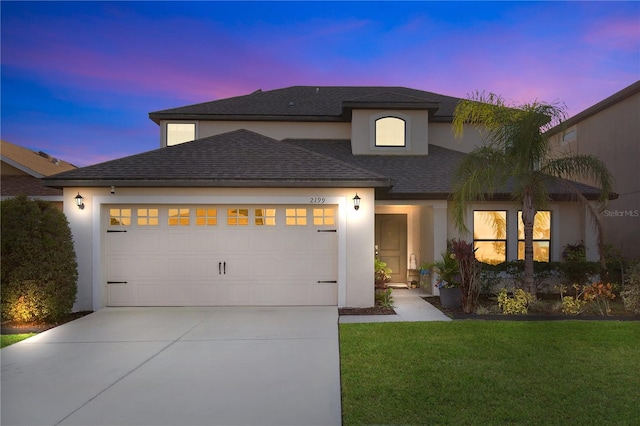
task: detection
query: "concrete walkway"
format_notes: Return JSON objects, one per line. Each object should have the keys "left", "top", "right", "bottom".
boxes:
{"left": 1, "top": 307, "right": 341, "bottom": 426}
{"left": 339, "top": 288, "right": 452, "bottom": 323}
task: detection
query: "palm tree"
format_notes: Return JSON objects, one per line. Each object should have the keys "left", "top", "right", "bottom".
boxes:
{"left": 451, "top": 92, "right": 613, "bottom": 294}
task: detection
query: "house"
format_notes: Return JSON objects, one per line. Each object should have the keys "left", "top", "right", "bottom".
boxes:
{"left": 43, "top": 86, "right": 606, "bottom": 311}
{"left": 1, "top": 140, "right": 76, "bottom": 209}
{"left": 548, "top": 80, "right": 640, "bottom": 259}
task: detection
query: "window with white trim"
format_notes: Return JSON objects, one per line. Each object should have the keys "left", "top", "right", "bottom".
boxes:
{"left": 168, "top": 208, "right": 190, "bottom": 226}
{"left": 313, "top": 208, "right": 335, "bottom": 225}
{"left": 285, "top": 208, "right": 307, "bottom": 226}
{"left": 137, "top": 208, "right": 159, "bottom": 226}
{"left": 227, "top": 208, "right": 249, "bottom": 226}
{"left": 255, "top": 208, "right": 276, "bottom": 226}
{"left": 110, "top": 208, "right": 131, "bottom": 226}
{"left": 196, "top": 208, "right": 217, "bottom": 226}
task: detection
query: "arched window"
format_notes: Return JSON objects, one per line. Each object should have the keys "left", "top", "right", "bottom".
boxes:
{"left": 375, "top": 117, "right": 406, "bottom": 147}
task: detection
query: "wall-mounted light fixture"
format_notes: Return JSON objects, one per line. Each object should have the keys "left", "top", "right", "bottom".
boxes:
{"left": 75, "top": 193, "right": 85, "bottom": 210}
{"left": 353, "top": 193, "right": 361, "bottom": 211}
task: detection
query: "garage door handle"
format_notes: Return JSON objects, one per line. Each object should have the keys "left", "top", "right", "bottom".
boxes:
{"left": 317, "top": 229, "right": 337, "bottom": 232}
{"left": 224, "top": 262, "right": 226, "bottom": 274}
{"left": 317, "top": 280, "right": 337, "bottom": 283}
{"left": 219, "top": 262, "right": 222, "bottom": 275}
{"left": 107, "top": 281, "right": 128, "bottom": 284}
{"left": 107, "top": 230, "right": 127, "bottom": 233}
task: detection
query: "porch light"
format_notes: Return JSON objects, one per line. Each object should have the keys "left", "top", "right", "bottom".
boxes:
{"left": 75, "top": 193, "right": 85, "bottom": 210}
{"left": 353, "top": 193, "right": 361, "bottom": 211}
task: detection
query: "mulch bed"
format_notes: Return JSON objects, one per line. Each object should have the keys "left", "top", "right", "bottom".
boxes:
{"left": 424, "top": 295, "right": 640, "bottom": 321}
{"left": 339, "top": 306, "right": 396, "bottom": 316}
{"left": 1, "top": 311, "right": 93, "bottom": 334}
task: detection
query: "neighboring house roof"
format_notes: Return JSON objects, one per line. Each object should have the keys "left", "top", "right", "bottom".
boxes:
{"left": 149, "top": 86, "right": 462, "bottom": 123}
{"left": 43, "top": 129, "right": 390, "bottom": 188}
{"left": 1, "top": 140, "right": 77, "bottom": 197}
{"left": 547, "top": 80, "right": 640, "bottom": 136}
{"left": 1, "top": 175, "right": 67, "bottom": 197}
{"left": 1, "top": 140, "right": 76, "bottom": 177}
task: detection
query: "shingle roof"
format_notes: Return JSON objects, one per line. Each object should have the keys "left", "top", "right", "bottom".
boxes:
{"left": 1, "top": 140, "right": 76, "bottom": 177}
{"left": 149, "top": 86, "right": 462, "bottom": 123}
{"left": 283, "top": 139, "right": 605, "bottom": 200}
{"left": 283, "top": 139, "right": 465, "bottom": 198}
{"left": 43, "top": 130, "right": 390, "bottom": 188}
{"left": 1, "top": 175, "right": 63, "bottom": 197}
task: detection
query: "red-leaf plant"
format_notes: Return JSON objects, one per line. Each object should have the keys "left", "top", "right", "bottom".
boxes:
{"left": 450, "top": 239, "right": 482, "bottom": 313}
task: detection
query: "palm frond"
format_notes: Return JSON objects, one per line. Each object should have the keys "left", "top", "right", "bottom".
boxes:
{"left": 450, "top": 147, "right": 511, "bottom": 233}
{"left": 542, "top": 155, "right": 614, "bottom": 206}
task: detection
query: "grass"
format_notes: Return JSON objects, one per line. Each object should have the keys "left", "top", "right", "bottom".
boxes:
{"left": 340, "top": 321, "right": 640, "bottom": 425}
{"left": 1, "top": 333, "right": 36, "bottom": 348}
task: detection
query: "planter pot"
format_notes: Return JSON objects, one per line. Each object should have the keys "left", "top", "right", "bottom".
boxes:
{"left": 439, "top": 287, "right": 463, "bottom": 309}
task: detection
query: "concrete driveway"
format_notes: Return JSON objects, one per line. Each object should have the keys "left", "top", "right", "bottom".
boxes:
{"left": 1, "top": 307, "right": 342, "bottom": 426}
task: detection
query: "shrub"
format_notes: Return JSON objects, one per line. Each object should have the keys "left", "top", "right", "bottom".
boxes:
{"left": 374, "top": 259, "right": 392, "bottom": 289}
{"left": 497, "top": 288, "right": 535, "bottom": 315}
{"left": 1, "top": 196, "right": 78, "bottom": 323}
{"left": 583, "top": 282, "right": 616, "bottom": 316}
{"left": 375, "top": 288, "right": 394, "bottom": 309}
{"left": 621, "top": 262, "right": 640, "bottom": 314}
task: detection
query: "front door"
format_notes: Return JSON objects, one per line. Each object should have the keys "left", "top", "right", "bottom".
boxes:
{"left": 375, "top": 214, "right": 407, "bottom": 284}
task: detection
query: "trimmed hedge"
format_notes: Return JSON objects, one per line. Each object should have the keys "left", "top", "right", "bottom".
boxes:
{"left": 1, "top": 196, "right": 78, "bottom": 323}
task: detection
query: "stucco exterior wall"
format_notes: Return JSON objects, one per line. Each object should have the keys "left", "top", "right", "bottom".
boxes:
{"left": 428, "top": 122, "right": 484, "bottom": 153}
{"left": 549, "top": 89, "right": 640, "bottom": 258}
{"left": 63, "top": 186, "right": 375, "bottom": 311}
{"left": 161, "top": 120, "right": 351, "bottom": 146}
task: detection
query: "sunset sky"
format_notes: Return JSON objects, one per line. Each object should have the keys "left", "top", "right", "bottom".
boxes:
{"left": 2, "top": 1, "right": 639, "bottom": 167}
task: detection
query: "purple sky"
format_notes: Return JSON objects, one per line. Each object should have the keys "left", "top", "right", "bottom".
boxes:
{"left": 2, "top": 1, "right": 639, "bottom": 167}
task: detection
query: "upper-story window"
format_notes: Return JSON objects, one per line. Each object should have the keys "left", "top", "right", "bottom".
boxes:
{"left": 375, "top": 117, "right": 406, "bottom": 147}
{"left": 167, "top": 123, "right": 196, "bottom": 146}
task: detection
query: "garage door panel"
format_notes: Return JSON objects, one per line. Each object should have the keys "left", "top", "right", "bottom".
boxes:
{"left": 105, "top": 204, "right": 338, "bottom": 306}
{"left": 107, "top": 284, "right": 133, "bottom": 306}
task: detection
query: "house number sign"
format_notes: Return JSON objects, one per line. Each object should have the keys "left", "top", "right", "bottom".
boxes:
{"left": 309, "top": 197, "right": 326, "bottom": 204}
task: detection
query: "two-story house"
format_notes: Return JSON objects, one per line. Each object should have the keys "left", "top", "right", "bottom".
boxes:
{"left": 548, "top": 80, "right": 640, "bottom": 259}
{"left": 44, "top": 86, "right": 605, "bottom": 311}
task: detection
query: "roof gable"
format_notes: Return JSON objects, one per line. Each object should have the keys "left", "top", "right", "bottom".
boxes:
{"left": 43, "top": 130, "right": 389, "bottom": 188}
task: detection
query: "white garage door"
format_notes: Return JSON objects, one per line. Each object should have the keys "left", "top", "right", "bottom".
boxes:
{"left": 105, "top": 205, "right": 338, "bottom": 306}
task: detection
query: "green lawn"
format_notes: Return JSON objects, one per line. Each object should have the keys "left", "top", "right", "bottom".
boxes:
{"left": 340, "top": 321, "right": 640, "bottom": 425}
{"left": 1, "top": 333, "right": 36, "bottom": 348}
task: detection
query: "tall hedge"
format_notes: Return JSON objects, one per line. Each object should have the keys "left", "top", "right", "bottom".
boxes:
{"left": 1, "top": 195, "right": 78, "bottom": 323}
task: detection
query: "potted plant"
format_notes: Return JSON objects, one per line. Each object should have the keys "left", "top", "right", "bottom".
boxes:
{"left": 425, "top": 250, "right": 462, "bottom": 308}
{"left": 375, "top": 259, "right": 392, "bottom": 289}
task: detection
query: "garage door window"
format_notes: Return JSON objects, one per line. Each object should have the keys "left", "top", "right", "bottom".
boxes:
{"left": 227, "top": 208, "right": 249, "bottom": 226}
{"left": 286, "top": 208, "right": 307, "bottom": 226}
{"left": 137, "top": 208, "right": 159, "bottom": 226}
{"left": 168, "top": 208, "right": 190, "bottom": 226}
{"left": 255, "top": 208, "right": 276, "bottom": 226}
{"left": 110, "top": 208, "right": 131, "bottom": 226}
{"left": 196, "top": 208, "right": 217, "bottom": 226}
{"left": 313, "top": 208, "right": 335, "bottom": 225}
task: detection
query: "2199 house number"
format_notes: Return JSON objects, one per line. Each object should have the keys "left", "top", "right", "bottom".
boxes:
{"left": 309, "top": 197, "right": 326, "bottom": 204}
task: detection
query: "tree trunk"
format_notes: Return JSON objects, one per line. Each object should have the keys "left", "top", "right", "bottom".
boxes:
{"left": 522, "top": 190, "right": 537, "bottom": 295}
